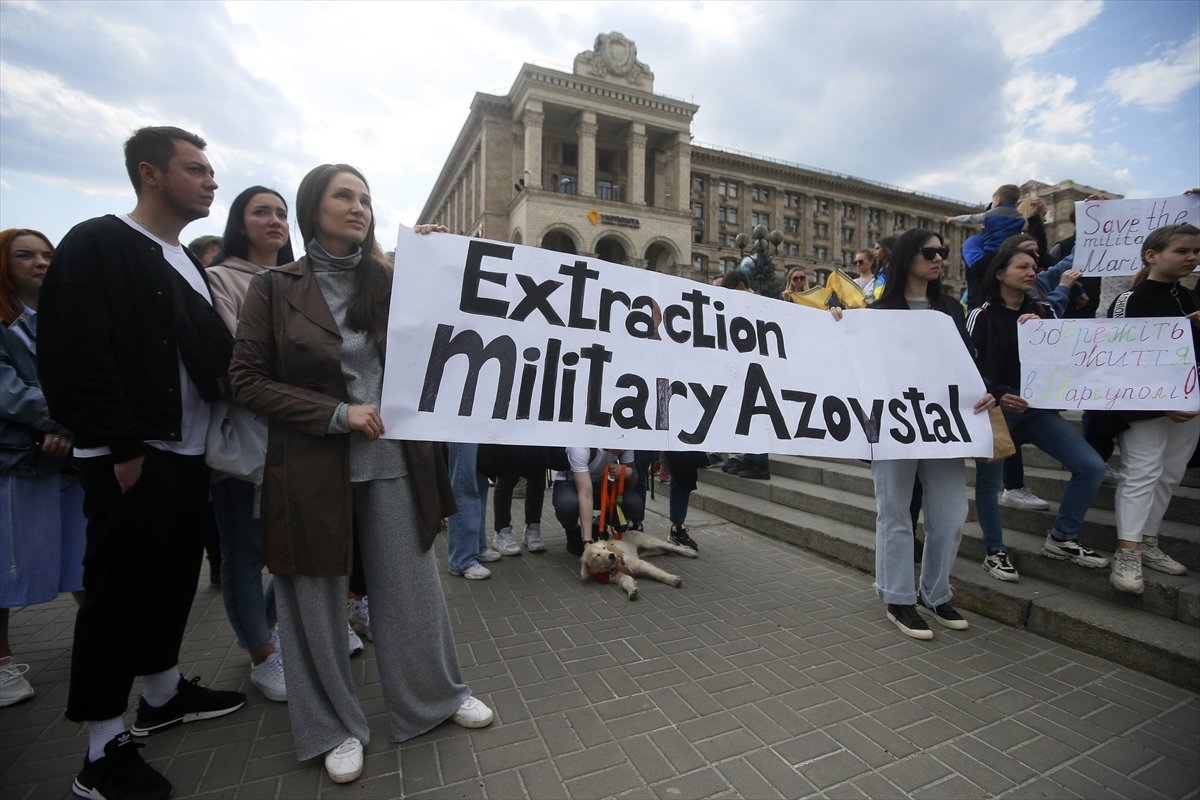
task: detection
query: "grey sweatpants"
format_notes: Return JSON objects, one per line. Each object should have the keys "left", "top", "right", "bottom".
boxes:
{"left": 276, "top": 475, "right": 470, "bottom": 761}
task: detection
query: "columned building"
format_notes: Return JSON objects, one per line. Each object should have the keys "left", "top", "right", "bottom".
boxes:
{"left": 420, "top": 33, "right": 1110, "bottom": 298}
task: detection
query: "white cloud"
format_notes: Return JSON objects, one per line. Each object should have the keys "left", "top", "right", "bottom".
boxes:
{"left": 1101, "top": 31, "right": 1200, "bottom": 112}
{"left": 968, "top": 0, "right": 1104, "bottom": 61}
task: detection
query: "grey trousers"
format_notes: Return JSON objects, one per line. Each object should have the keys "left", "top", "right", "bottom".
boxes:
{"left": 276, "top": 476, "right": 470, "bottom": 762}
{"left": 871, "top": 458, "right": 966, "bottom": 607}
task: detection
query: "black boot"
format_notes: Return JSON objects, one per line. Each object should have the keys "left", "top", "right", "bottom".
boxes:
{"left": 565, "top": 525, "right": 584, "bottom": 556}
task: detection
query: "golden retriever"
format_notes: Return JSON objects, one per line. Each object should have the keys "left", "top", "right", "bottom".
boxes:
{"left": 579, "top": 530, "right": 698, "bottom": 600}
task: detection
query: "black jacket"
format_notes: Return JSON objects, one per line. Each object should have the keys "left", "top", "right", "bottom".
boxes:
{"left": 37, "top": 215, "right": 232, "bottom": 462}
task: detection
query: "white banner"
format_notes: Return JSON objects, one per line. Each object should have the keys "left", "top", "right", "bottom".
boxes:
{"left": 1018, "top": 317, "right": 1199, "bottom": 411}
{"left": 381, "top": 228, "right": 992, "bottom": 460}
{"left": 1073, "top": 195, "right": 1200, "bottom": 276}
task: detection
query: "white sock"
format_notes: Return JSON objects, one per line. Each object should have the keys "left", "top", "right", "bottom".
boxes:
{"left": 87, "top": 716, "right": 126, "bottom": 762}
{"left": 141, "top": 667, "right": 181, "bottom": 707}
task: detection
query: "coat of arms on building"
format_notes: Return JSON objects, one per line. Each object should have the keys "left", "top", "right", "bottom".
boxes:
{"left": 573, "top": 32, "right": 654, "bottom": 91}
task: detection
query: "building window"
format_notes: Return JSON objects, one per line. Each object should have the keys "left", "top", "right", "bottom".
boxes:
{"left": 719, "top": 206, "right": 738, "bottom": 225}
{"left": 788, "top": 243, "right": 800, "bottom": 256}
{"left": 813, "top": 221, "right": 829, "bottom": 238}
{"left": 751, "top": 212, "right": 770, "bottom": 228}
{"left": 598, "top": 180, "right": 617, "bottom": 201}
{"left": 814, "top": 197, "right": 830, "bottom": 216}
{"left": 751, "top": 186, "right": 771, "bottom": 203}
{"left": 563, "top": 143, "right": 578, "bottom": 168}
{"left": 783, "top": 217, "right": 800, "bottom": 234}
{"left": 693, "top": 227, "right": 704, "bottom": 244}
{"left": 868, "top": 208, "right": 882, "bottom": 226}
{"left": 692, "top": 202, "right": 704, "bottom": 219}
{"left": 559, "top": 175, "right": 577, "bottom": 195}
{"left": 842, "top": 250, "right": 856, "bottom": 266}
{"left": 597, "top": 150, "right": 615, "bottom": 173}
{"left": 813, "top": 246, "right": 828, "bottom": 260}
{"left": 842, "top": 227, "right": 855, "bottom": 242}
{"left": 718, "top": 180, "right": 727, "bottom": 197}
{"left": 692, "top": 176, "right": 705, "bottom": 194}
{"left": 784, "top": 192, "right": 802, "bottom": 209}
{"left": 842, "top": 204, "right": 857, "bottom": 221}
{"left": 719, "top": 257, "right": 737, "bottom": 272}
{"left": 918, "top": 217, "right": 933, "bottom": 230}
{"left": 718, "top": 232, "right": 730, "bottom": 248}
{"left": 727, "top": 182, "right": 738, "bottom": 199}
{"left": 693, "top": 254, "right": 705, "bottom": 273}
{"left": 893, "top": 212, "right": 907, "bottom": 229}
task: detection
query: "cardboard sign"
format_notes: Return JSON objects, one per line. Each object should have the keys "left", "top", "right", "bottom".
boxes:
{"left": 381, "top": 228, "right": 992, "bottom": 460}
{"left": 1018, "top": 317, "right": 1199, "bottom": 411}
{"left": 1073, "top": 195, "right": 1200, "bottom": 276}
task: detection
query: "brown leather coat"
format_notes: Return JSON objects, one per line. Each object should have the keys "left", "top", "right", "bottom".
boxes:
{"left": 228, "top": 258, "right": 455, "bottom": 577}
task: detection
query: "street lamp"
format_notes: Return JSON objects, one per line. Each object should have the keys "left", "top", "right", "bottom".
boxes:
{"left": 734, "top": 224, "right": 785, "bottom": 296}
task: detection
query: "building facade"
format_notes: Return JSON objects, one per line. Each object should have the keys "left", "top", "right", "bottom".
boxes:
{"left": 420, "top": 33, "right": 1107, "bottom": 298}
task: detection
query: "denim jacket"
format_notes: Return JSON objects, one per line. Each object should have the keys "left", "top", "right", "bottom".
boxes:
{"left": 0, "top": 310, "right": 70, "bottom": 475}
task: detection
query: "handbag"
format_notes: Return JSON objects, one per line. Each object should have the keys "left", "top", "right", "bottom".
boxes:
{"left": 977, "top": 406, "right": 1015, "bottom": 464}
{"left": 205, "top": 399, "right": 268, "bottom": 482}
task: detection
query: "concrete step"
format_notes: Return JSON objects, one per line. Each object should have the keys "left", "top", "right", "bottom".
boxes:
{"left": 1020, "top": 443, "right": 1200, "bottom": 489}
{"left": 690, "top": 480, "right": 1200, "bottom": 692}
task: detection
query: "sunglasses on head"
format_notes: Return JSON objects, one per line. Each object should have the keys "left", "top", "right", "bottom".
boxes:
{"left": 918, "top": 246, "right": 949, "bottom": 261}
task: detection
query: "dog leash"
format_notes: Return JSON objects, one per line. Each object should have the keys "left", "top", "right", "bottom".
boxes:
{"left": 598, "top": 463, "right": 627, "bottom": 541}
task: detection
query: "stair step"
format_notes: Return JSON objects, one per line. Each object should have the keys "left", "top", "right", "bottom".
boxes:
{"left": 690, "top": 481, "right": 1200, "bottom": 691}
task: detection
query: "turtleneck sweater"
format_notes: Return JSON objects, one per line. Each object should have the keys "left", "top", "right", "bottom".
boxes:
{"left": 308, "top": 240, "right": 407, "bottom": 482}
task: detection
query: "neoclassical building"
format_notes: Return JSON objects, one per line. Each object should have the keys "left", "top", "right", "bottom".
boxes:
{"left": 420, "top": 33, "right": 1104, "bottom": 296}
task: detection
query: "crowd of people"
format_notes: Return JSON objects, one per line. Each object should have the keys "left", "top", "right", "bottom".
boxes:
{"left": 1, "top": 125, "right": 1197, "bottom": 798}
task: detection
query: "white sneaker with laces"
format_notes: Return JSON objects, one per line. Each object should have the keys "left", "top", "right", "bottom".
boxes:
{"left": 982, "top": 551, "right": 1019, "bottom": 582}
{"left": 1042, "top": 532, "right": 1109, "bottom": 568}
{"left": 492, "top": 526, "right": 522, "bottom": 556}
{"left": 347, "top": 623, "right": 364, "bottom": 657}
{"left": 347, "top": 596, "right": 372, "bottom": 641}
{"left": 477, "top": 547, "right": 502, "bottom": 563}
{"left": 325, "top": 736, "right": 364, "bottom": 783}
{"left": 250, "top": 652, "right": 287, "bottom": 702}
{"left": 1110, "top": 547, "right": 1144, "bottom": 594}
{"left": 523, "top": 523, "right": 546, "bottom": 552}
{"left": 1000, "top": 487, "right": 1051, "bottom": 510}
{"left": 452, "top": 696, "right": 494, "bottom": 728}
{"left": 0, "top": 658, "right": 34, "bottom": 707}
{"left": 449, "top": 562, "right": 492, "bottom": 580}
{"left": 1141, "top": 536, "right": 1187, "bottom": 575}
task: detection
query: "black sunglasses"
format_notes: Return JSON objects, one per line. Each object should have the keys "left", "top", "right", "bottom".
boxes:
{"left": 918, "top": 246, "right": 949, "bottom": 261}
{"left": 853, "top": 259, "right": 866, "bottom": 265}
{"left": 791, "top": 274, "right": 806, "bottom": 281}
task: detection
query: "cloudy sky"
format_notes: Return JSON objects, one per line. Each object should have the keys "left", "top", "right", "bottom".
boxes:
{"left": 1, "top": 0, "right": 1197, "bottom": 249}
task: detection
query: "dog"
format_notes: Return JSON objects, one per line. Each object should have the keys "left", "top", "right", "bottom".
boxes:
{"left": 579, "top": 529, "right": 698, "bottom": 600}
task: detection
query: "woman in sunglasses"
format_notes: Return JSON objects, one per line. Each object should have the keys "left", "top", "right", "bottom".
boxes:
{"left": 967, "top": 238, "right": 1108, "bottom": 585}
{"left": 833, "top": 229, "right": 993, "bottom": 639}
{"left": 779, "top": 266, "right": 810, "bottom": 302}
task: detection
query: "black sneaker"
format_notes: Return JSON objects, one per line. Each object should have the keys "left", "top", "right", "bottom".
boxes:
{"left": 72, "top": 731, "right": 171, "bottom": 800}
{"left": 886, "top": 604, "right": 933, "bottom": 640}
{"left": 669, "top": 525, "right": 699, "bottom": 551}
{"left": 130, "top": 676, "right": 245, "bottom": 737}
{"left": 917, "top": 597, "right": 969, "bottom": 631}
{"left": 721, "top": 458, "right": 742, "bottom": 475}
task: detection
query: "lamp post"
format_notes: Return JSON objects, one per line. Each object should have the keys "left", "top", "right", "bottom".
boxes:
{"left": 734, "top": 225, "right": 785, "bottom": 296}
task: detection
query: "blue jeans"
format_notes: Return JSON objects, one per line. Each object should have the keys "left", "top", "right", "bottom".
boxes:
{"left": 976, "top": 408, "right": 1105, "bottom": 554}
{"left": 446, "top": 443, "right": 489, "bottom": 573}
{"left": 211, "top": 478, "right": 275, "bottom": 651}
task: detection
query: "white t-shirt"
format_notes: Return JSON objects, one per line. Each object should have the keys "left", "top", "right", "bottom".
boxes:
{"left": 74, "top": 215, "right": 213, "bottom": 458}
{"left": 555, "top": 448, "right": 635, "bottom": 482}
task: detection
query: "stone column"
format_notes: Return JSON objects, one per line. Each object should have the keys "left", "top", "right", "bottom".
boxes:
{"left": 577, "top": 111, "right": 597, "bottom": 198}
{"left": 522, "top": 100, "right": 544, "bottom": 190}
{"left": 626, "top": 122, "right": 646, "bottom": 206}
{"left": 671, "top": 131, "right": 691, "bottom": 213}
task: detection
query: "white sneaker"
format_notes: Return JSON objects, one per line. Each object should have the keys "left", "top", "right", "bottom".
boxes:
{"left": 523, "top": 523, "right": 546, "bottom": 553}
{"left": 982, "top": 551, "right": 1019, "bottom": 582}
{"left": 449, "top": 562, "right": 491, "bottom": 580}
{"left": 452, "top": 695, "right": 494, "bottom": 728}
{"left": 1042, "top": 533, "right": 1109, "bottom": 568}
{"left": 492, "top": 527, "right": 522, "bottom": 556}
{"left": 347, "top": 623, "right": 364, "bottom": 658}
{"left": 1110, "top": 548, "right": 1144, "bottom": 594}
{"left": 477, "top": 547, "right": 502, "bottom": 563}
{"left": 1000, "top": 487, "right": 1051, "bottom": 510}
{"left": 1103, "top": 467, "right": 1121, "bottom": 486}
{"left": 1141, "top": 536, "right": 1187, "bottom": 575}
{"left": 0, "top": 658, "right": 34, "bottom": 707}
{"left": 324, "top": 736, "right": 364, "bottom": 783}
{"left": 347, "top": 596, "right": 372, "bottom": 641}
{"left": 250, "top": 652, "right": 287, "bottom": 702}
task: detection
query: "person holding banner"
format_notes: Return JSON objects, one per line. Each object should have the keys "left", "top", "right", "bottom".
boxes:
{"left": 835, "top": 229, "right": 994, "bottom": 639}
{"left": 967, "top": 238, "right": 1109, "bottom": 584}
{"left": 229, "top": 164, "right": 490, "bottom": 785}
{"left": 1103, "top": 223, "right": 1199, "bottom": 594}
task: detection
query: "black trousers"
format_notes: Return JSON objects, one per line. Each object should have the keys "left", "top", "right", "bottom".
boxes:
{"left": 67, "top": 449, "right": 209, "bottom": 722}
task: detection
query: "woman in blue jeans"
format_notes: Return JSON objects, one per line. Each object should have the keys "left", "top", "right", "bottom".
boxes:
{"left": 966, "top": 238, "right": 1108, "bottom": 583}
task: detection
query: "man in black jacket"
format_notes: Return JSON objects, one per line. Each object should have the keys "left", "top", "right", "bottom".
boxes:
{"left": 38, "top": 126, "right": 244, "bottom": 800}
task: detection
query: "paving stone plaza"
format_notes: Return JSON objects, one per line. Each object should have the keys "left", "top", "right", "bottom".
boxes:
{"left": 2, "top": 489, "right": 1198, "bottom": 799}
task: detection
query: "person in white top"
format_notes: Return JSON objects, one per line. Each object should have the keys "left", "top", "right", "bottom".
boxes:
{"left": 552, "top": 448, "right": 642, "bottom": 555}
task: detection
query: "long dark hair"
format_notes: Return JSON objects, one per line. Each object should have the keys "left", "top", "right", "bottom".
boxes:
{"left": 876, "top": 229, "right": 944, "bottom": 308}
{"left": 296, "top": 164, "right": 390, "bottom": 342}
{"left": 980, "top": 236, "right": 1036, "bottom": 306}
{"left": 215, "top": 186, "right": 295, "bottom": 266}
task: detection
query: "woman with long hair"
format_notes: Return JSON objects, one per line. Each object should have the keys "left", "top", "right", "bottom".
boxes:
{"left": 229, "top": 164, "right": 490, "bottom": 784}
{"left": 0, "top": 228, "right": 85, "bottom": 706}
{"left": 205, "top": 186, "right": 296, "bottom": 703}
{"left": 838, "top": 228, "right": 994, "bottom": 639}
{"left": 1104, "top": 223, "right": 1199, "bottom": 593}
{"left": 967, "top": 238, "right": 1108, "bottom": 584}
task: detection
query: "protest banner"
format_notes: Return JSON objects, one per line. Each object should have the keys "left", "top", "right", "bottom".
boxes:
{"left": 1018, "top": 317, "right": 1199, "bottom": 411}
{"left": 1073, "top": 195, "right": 1200, "bottom": 277}
{"left": 380, "top": 228, "right": 992, "bottom": 460}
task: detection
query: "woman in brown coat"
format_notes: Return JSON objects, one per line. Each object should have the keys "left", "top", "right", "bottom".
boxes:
{"left": 229, "top": 164, "right": 491, "bottom": 785}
